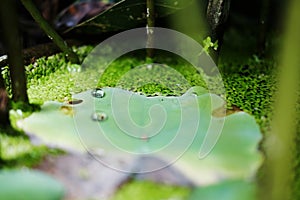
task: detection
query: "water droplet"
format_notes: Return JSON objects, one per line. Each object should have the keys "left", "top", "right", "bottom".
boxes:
{"left": 91, "top": 112, "right": 108, "bottom": 121}
{"left": 91, "top": 88, "right": 105, "bottom": 98}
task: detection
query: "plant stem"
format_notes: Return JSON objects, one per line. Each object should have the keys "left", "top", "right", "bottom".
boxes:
{"left": 0, "top": 0, "right": 29, "bottom": 103}
{"left": 146, "top": 0, "right": 155, "bottom": 59}
{"left": 20, "top": 0, "right": 80, "bottom": 64}
{"left": 206, "top": 0, "right": 231, "bottom": 63}
{"left": 261, "top": 0, "right": 300, "bottom": 199}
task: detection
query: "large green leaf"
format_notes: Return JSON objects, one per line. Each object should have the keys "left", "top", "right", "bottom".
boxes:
{"left": 0, "top": 170, "right": 64, "bottom": 200}
{"left": 188, "top": 179, "right": 257, "bottom": 200}
{"left": 18, "top": 87, "right": 262, "bottom": 185}
{"left": 65, "top": 0, "right": 190, "bottom": 34}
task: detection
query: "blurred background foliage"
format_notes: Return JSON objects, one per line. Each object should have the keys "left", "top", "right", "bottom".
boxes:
{"left": 0, "top": 0, "right": 286, "bottom": 60}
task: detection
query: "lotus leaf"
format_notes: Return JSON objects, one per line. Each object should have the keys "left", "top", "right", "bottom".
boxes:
{"left": 19, "top": 87, "right": 262, "bottom": 184}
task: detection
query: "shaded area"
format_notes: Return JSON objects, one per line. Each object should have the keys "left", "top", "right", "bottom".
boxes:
{"left": 35, "top": 153, "right": 193, "bottom": 200}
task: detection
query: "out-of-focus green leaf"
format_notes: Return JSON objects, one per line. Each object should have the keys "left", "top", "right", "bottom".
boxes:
{"left": 0, "top": 170, "right": 64, "bottom": 200}
{"left": 188, "top": 180, "right": 256, "bottom": 200}
{"left": 65, "top": 0, "right": 190, "bottom": 34}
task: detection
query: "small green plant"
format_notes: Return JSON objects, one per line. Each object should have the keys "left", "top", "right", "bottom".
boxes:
{"left": 201, "top": 36, "right": 219, "bottom": 54}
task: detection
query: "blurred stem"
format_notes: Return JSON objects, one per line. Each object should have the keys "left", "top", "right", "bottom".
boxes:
{"left": 262, "top": 0, "right": 300, "bottom": 199}
{"left": 257, "top": 0, "right": 270, "bottom": 55}
{"left": 0, "top": 0, "right": 29, "bottom": 103}
{"left": 20, "top": 0, "right": 80, "bottom": 64}
{"left": 146, "top": 0, "right": 155, "bottom": 58}
{"left": 0, "top": 142, "right": 2, "bottom": 167}
{"left": 0, "top": 76, "right": 9, "bottom": 166}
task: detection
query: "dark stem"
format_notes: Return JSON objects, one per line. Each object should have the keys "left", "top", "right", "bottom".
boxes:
{"left": 0, "top": 77, "right": 10, "bottom": 127}
{"left": 20, "top": 0, "right": 80, "bottom": 64}
{"left": 257, "top": 0, "right": 270, "bottom": 55}
{"left": 206, "top": 0, "right": 231, "bottom": 63}
{"left": 146, "top": 0, "right": 155, "bottom": 59}
{"left": 0, "top": 0, "right": 29, "bottom": 103}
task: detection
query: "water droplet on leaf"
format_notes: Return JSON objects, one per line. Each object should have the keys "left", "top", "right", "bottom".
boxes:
{"left": 91, "top": 88, "right": 105, "bottom": 98}
{"left": 91, "top": 112, "right": 108, "bottom": 121}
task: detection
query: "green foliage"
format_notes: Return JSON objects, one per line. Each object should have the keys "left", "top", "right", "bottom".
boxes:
{"left": 1, "top": 66, "right": 11, "bottom": 95}
{"left": 223, "top": 73, "right": 275, "bottom": 130}
{"left": 218, "top": 56, "right": 276, "bottom": 131}
{"left": 0, "top": 170, "right": 64, "bottom": 200}
{"left": 98, "top": 51, "right": 207, "bottom": 96}
{"left": 3, "top": 46, "right": 210, "bottom": 104}
{"left": 26, "top": 54, "right": 69, "bottom": 80}
{"left": 11, "top": 101, "right": 40, "bottom": 113}
{"left": 1, "top": 46, "right": 92, "bottom": 101}
{"left": 23, "top": 49, "right": 208, "bottom": 103}
{"left": 0, "top": 134, "right": 63, "bottom": 168}
{"left": 25, "top": 46, "right": 92, "bottom": 103}
{"left": 111, "top": 180, "right": 190, "bottom": 200}
{"left": 201, "top": 36, "right": 218, "bottom": 54}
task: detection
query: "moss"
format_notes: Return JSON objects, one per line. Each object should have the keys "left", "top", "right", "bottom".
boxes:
{"left": 97, "top": 50, "right": 207, "bottom": 96}
{"left": 0, "top": 133, "right": 63, "bottom": 168}
{"left": 22, "top": 48, "right": 209, "bottom": 103}
{"left": 218, "top": 56, "right": 277, "bottom": 132}
{"left": 223, "top": 73, "right": 276, "bottom": 129}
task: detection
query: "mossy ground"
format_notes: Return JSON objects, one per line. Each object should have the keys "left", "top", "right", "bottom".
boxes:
{"left": 0, "top": 44, "right": 298, "bottom": 199}
{"left": 0, "top": 131, "right": 63, "bottom": 168}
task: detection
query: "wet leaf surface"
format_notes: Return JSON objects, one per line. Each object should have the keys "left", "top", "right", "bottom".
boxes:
{"left": 0, "top": 169, "right": 64, "bottom": 200}
{"left": 188, "top": 180, "right": 256, "bottom": 200}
